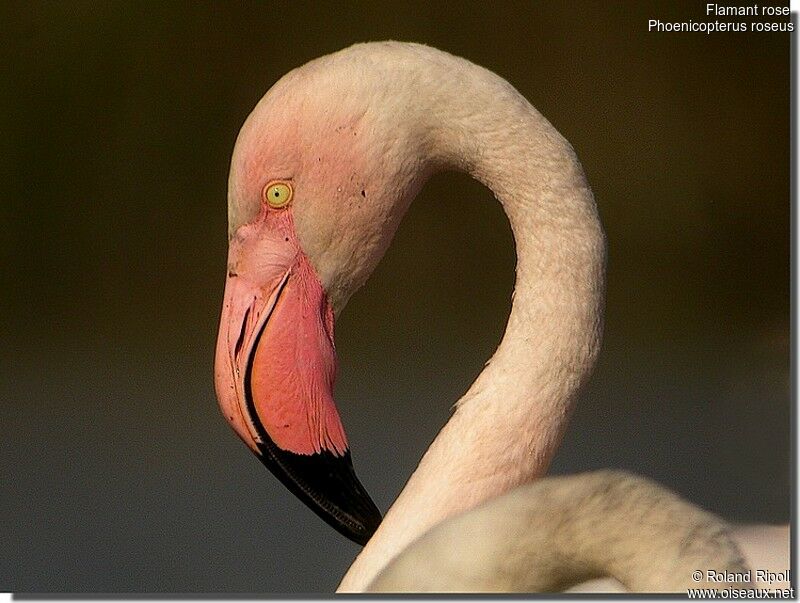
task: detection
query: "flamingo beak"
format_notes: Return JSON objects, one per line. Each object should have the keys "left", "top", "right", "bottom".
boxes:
{"left": 214, "top": 213, "right": 382, "bottom": 546}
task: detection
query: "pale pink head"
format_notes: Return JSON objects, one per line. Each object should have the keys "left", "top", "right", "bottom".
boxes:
{"left": 214, "top": 43, "right": 439, "bottom": 544}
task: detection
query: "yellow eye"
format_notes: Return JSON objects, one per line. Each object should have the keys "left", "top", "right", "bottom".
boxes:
{"left": 264, "top": 181, "right": 293, "bottom": 209}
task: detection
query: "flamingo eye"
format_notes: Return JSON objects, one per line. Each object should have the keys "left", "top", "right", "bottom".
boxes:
{"left": 264, "top": 181, "right": 293, "bottom": 209}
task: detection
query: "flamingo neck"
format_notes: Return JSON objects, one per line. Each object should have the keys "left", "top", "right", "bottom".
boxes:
{"left": 337, "top": 45, "right": 606, "bottom": 592}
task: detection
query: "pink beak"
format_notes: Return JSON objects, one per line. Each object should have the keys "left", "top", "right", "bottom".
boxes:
{"left": 214, "top": 209, "right": 381, "bottom": 545}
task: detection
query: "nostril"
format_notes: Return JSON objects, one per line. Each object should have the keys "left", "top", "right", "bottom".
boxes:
{"left": 234, "top": 306, "right": 250, "bottom": 365}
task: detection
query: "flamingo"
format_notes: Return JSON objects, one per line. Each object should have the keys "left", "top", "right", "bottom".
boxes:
{"left": 366, "top": 470, "right": 751, "bottom": 593}
{"left": 213, "top": 41, "right": 787, "bottom": 593}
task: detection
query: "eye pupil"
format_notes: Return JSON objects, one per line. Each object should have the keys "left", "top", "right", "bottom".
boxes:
{"left": 265, "top": 181, "right": 292, "bottom": 208}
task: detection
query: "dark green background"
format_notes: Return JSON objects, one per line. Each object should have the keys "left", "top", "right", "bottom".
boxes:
{"left": 1, "top": 1, "right": 790, "bottom": 593}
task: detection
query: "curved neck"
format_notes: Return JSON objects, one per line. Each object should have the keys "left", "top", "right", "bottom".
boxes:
{"left": 338, "top": 46, "right": 606, "bottom": 592}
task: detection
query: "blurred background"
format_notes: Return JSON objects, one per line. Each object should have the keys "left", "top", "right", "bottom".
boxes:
{"left": 1, "top": 0, "right": 790, "bottom": 593}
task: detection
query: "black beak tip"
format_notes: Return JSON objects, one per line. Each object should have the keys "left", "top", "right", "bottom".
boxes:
{"left": 256, "top": 437, "right": 383, "bottom": 546}
{"left": 346, "top": 489, "right": 383, "bottom": 546}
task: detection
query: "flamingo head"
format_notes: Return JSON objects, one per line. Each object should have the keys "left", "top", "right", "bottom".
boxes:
{"left": 214, "top": 46, "right": 433, "bottom": 545}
